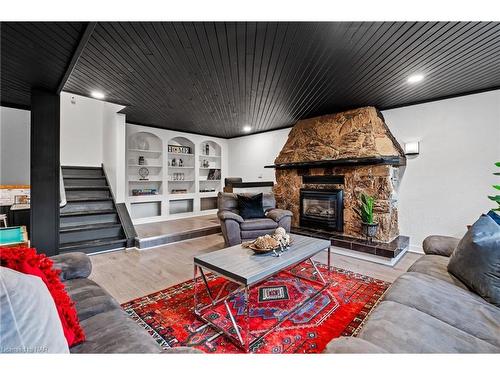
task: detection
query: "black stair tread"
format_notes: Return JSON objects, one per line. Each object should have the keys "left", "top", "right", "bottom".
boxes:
{"left": 60, "top": 209, "right": 117, "bottom": 217}
{"left": 63, "top": 176, "right": 107, "bottom": 180}
{"left": 60, "top": 222, "right": 122, "bottom": 233}
{"left": 62, "top": 166, "right": 103, "bottom": 170}
{"left": 65, "top": 186, "right": 110, "bottom": 190}
{"left": 59, "top": 236, "right": 127, "bottom": 251}
{"left": 66, "top": 197, "right": 113, "bottom": 202}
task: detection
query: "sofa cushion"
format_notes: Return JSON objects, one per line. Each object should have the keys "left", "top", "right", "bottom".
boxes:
{"left": 70, "top": 308, "right": 163, "bottom": 353}
{"left": 358, "top": 300, "right": 498, "bottom": 353}
{"left": 384, "top": 272, "right": 500, "bottom": 347}
{"left": 407, "top": 255, "right": 468, "bottom": 290}
{"left": 0, "top": 267, "right": 69, "bottom": 353}
{"left": 422, "top": 235, "right": 460, "bottom": 257}
{"left": 324, "top": 337, "right": 387, "bottom": 353}
{"left": 64, "top": 278, "right": 122, "bottom": 322}
{"left": 448, "top": 214, "right": 500, "bottom": 307}
{"left": 51, "top": 252, "right": 92, "bottom": 281}
{"left": 240, "top": 218, "right": 278, "bottom": 231}
{"left": 265, "top": 208, "right": 293, "bottom": 222}
{"left": 487, "top": 210, "right": 500, "bottom": 225}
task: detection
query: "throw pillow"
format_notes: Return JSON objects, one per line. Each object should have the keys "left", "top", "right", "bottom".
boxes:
{"left": 237, "top": 193, "right": 265, "bottom": 220}
{"left": 447, "top": 215, "right": 500, "bottom": 307}
{"left": 487, "top": 210, "right": 500, "bottom": 225}
{"left": 0, "top": 267, "right": 69, "bottom": 353}
{"left": 0, "top": 246, "right": 85, "bottom": 347}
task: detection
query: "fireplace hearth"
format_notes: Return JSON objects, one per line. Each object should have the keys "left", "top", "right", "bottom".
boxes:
{"left": 300, "top": 189, "right": 343, "bottom": 232}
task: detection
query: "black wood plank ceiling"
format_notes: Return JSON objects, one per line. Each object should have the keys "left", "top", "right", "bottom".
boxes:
{"left": 1, "top": 22, "right": 86, "bottom": 108}
{"left": 2, "top": 22, "right": 500, "bottom": 137}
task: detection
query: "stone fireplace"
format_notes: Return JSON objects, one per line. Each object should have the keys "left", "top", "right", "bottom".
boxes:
{"left": 268, "top": 106, "right": 409, "bottom": 261}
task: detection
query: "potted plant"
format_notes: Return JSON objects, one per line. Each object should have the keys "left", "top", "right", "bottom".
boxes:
{"left": 356, "top": 193, "right": 378, "bottom": 242}
{"left": 488, "top": 161, "right": 500, "bottom": 221}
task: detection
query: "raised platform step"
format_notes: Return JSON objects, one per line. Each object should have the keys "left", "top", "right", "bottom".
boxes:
{"left": 59, "top": 236, "right": 127, "bottom": 255}
{"left": 134, "top": 215, "right": 221, "bottom": 249}
{"left": 136, "top": 225, "right": 221, "bottom": 249}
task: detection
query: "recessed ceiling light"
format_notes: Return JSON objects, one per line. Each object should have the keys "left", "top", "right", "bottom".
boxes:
{"left": 407, "top": 73, "right": 425, "bottom": 84}
{"left": 243, "top": 125, "right": 252, "bottom": 133}
{"left": 90, "top": 91, "right": 105, "bottom": 100}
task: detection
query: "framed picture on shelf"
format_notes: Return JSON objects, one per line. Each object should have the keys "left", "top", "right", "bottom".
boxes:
{"left": 207, "top": 169, "right": 221, "bottom": 180}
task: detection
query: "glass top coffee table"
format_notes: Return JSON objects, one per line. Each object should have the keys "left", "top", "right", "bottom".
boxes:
{"left": 193, "top": 234, "right": 331, "bottom": 352}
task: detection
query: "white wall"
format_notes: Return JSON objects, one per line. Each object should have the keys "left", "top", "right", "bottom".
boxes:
{"left": 102, "top": 105, "right": 126, "bottom": 202}
{"left": 228, "top": 127, "right": 291, "bottom": 182}
{"left": 383, "top": 90, "right": 500, "bottom": 250}
{"left": 0, "top": 107, "right": 30, "bottom": 185}
{"left": 60, "top": 92, "right": 104, "bottom": 167}
{"left": 226, "top": 90, "right": 500, "bottom": 251}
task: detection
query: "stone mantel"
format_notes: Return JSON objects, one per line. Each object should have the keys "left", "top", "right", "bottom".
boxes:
{"left": 266, "top": 156, "right": 406, "bottom": 169}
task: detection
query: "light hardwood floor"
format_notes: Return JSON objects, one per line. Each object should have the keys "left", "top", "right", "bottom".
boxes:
{"left": 89, "top": 232, "right": 421, "bottom": 304}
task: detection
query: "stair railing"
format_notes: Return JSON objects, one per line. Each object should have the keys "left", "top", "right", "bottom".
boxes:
{"left": 59, "top": 166, "right": 67, "bottom": 208}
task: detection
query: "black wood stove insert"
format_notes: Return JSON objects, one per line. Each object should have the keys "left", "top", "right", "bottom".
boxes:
{"left": 299, "top": 189, "right": 343, "bottom": 232}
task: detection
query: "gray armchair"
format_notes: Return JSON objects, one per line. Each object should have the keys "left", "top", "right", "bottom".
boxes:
{"left": 217, "top": 192, "right": 293, "bottom": 246}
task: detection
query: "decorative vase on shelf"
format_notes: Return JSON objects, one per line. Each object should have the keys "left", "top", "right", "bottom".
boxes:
{"left": 178, "top": 158, "right": 183, "bottom": 167}
{"left": 134, "top": 135, "right": 150, "bottom": 151}
{"left": 205, "top": 144, "right": 210, "bottom": 156}
{"left": 172, "top": 158, "right": 177, "bottom": 167}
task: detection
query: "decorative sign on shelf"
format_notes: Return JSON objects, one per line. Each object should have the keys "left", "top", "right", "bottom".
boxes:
{"left": 168, "top": 145, "right": 191, "bottom": 154}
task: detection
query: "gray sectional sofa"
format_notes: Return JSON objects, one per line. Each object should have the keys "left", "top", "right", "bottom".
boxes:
{"left": 51, "top": 252, "right": 200, "bottom": 353}
{"left": 325, "top": 235, "right": 500, "bottom": 353}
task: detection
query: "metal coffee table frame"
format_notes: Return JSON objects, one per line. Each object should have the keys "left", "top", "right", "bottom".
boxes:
{"left": 193, "top": 248, "right": 331, "bottom": 352}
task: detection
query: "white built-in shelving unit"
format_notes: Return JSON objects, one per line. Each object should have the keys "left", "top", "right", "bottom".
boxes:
{"left": 125, "top": 124, "right": 228, "bottom": 223}
{"left": 127, "top": 132, "right": 163, "bottom": 219}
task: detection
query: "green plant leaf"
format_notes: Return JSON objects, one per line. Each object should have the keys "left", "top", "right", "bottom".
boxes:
{"left": 495, "top": 162, "right": 500, "bottom": 167}
{"left": 488, "top": 195, "right": 500, "bottom": 202}
{"left": 494, "top": 185, "right": 500, "bottom": 190}
{"left": 495, "top": 173, "right": 500, "bottom": 176}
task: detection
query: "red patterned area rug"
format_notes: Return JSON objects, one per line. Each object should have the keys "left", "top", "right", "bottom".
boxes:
{"left": 122, "top": 261, "right": 390, "bottom": 353}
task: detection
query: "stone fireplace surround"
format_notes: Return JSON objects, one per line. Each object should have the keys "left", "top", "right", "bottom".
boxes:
{"left": 268, "top": 106, "right": 409, "bottom": 261}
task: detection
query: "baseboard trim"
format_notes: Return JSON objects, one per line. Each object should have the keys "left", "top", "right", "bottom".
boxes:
{"left": 408, "top": 244, "right": 424, "bottom": 254}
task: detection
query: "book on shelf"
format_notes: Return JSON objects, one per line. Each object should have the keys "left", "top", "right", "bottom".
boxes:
{"left": 132, "top": 188, "right": 158, "bottom": 196}
{"left": 207, "top": 169, "right": 221, "bottom": 180}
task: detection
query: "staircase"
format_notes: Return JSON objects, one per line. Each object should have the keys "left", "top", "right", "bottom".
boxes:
{"left": 59, "top": 166, "right": 128, "bottom": 254}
